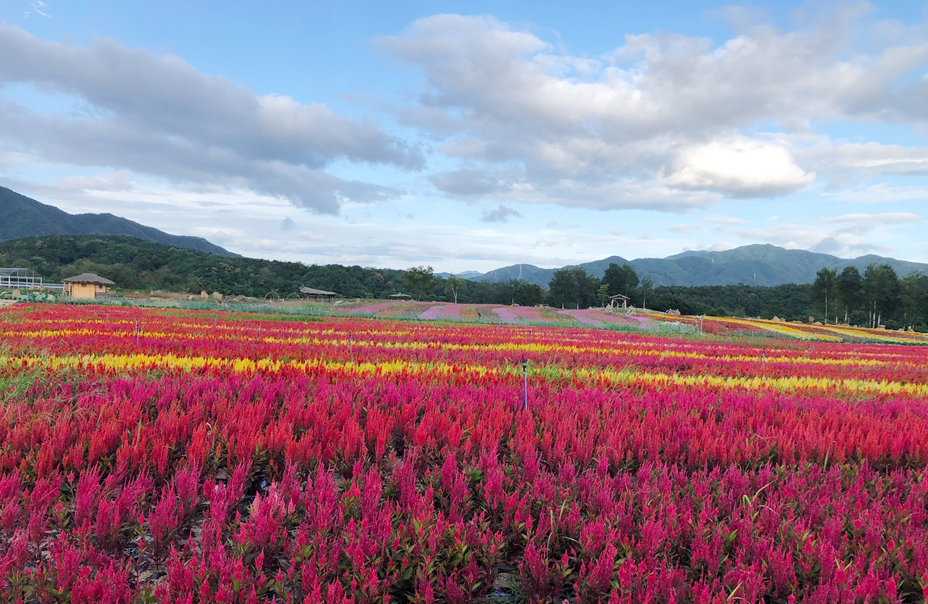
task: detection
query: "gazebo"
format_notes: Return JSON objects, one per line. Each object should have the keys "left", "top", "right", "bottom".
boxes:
{"left": 608, "top": 293, "right": 630, "bottom": 310}
{"left": 300, "top": 286, "right": 337, "bottom": 302}
{"left": 63, "top": 273, "right": 115, "bottom": 299}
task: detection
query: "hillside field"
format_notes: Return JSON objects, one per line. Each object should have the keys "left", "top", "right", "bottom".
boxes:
{"left": 1, "top": 304, "right": 928, "bottom": 602}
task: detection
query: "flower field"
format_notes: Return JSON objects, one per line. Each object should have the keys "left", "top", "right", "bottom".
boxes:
{"left": 653, "top": 314, "right": 928, "bottom": 345}
{"left": 2, "top": 304, "right": 928, "bottom": 603}
{"left": 342, "top": 301, "right": 644, "bottom": 330}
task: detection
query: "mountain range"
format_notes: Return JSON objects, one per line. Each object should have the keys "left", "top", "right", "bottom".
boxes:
{"left": 0, "top": 186, "right": 236, "bottom": 257}
{"left": 5, "top": 185, "right": 926, "bottom": 288}
{"left": 439, "top": 245, "right": 928, "bottom": 288}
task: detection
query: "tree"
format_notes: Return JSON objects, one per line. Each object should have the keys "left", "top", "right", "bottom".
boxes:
{"left": 837, "top": 266, "right": 863, "bottom": 324}
{"left": 603, "top": 263, "right": 639, "bottom": 298}
{"left": 575, "top": 270, "right": 601, "bottom": 308}
{"left": 863, "top": 263, "right": 900, "bottom": 328}
{"left": 446, "top": 274, "right": 466, "bottom": 304}
{"left": 597, "top": 284, "right": 610, "bottom": 308}
{"left": 656, "top": 292, "right": 694, "bottom": 316}
{"left": 901, "top": 271, "right": 928, "bottom": 329}
{"left": 512, "top": 281, "right": 544, "bottom": 306}
{"left": 761, "top": 299, "right": 785, "bottom": 320}
{"left": 403, "top": 265, "right": 439, "bottom": 301}
{"left": 548, "top": 268, "right": 579, "bottom": 309}
{"left": 810, "top": 267, "right": 838, "bottom": 323}
{"left": 640, "top": 277, "right": 654, "bottom": 309}
{"left": 548, "top": 267, "right": 600, "bottom": 309}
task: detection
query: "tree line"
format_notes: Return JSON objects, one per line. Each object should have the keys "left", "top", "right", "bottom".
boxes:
{"left": 0, "top": 235, "right": 410, "bottom": 299}
{"left": 536, "top": 262, "right": 928, "bottom": 330}
{"left": 2, "top": 234, "right": 926, "bottom": 331}
{"left": 810, "top": 265, "right": 928, "bottom": 330}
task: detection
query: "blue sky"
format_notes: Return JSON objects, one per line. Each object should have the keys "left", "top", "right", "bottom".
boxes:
{"left": 2, "top": 1, "right": 928, "bottom": 271}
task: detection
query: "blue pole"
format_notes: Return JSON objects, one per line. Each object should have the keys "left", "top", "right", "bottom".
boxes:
{"left": 522, "top": 358, "right": 528, "bottom": 410}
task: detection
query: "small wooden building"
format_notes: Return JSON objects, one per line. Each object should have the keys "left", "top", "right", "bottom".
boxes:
{"left": 63, "top": 273, "right": 115, "bottom": 299}
{"left": 300, "top": 286, "right": 337, "bottom": 302}
{"left": 389, "top": 293, "right": 412, "bottom": 300}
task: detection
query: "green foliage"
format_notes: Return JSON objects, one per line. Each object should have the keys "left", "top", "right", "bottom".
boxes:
{"left": 548, "top": 267, "right": 600, "bottom": 309}
{"left": 0, "top": 186, "right": 235, "bottom": 256}
{"left": 0, "top": 235, "right": 407, "bottom": 298}
{"left": 5, "top": 234, "right": 923, "bottom": 331}
{"left": 649, "top": 284, "right": 814, "bottom": 321}
{"left": 761, "top": 299, "right": 786, "bottom": 320}
{"left": 458, "top": 279, "right": 543, "bottom": 305}
{"left": 512, "top": 281, "right": 544, "bottom": 307}
{"left": 402, "top": 266, "right": 439, "bottom": 301}
{"left": 837, "top": 266, "right": 864, "bottom": 322}
{"left": 901, "top": 272, "right": 928, "bottom": 331}
{"left": 810, "top": 267, "right": 838, "bottom": 322}
{"left": 863, "top": 263, "right": 900, "bottom": 328}
{"left": 597, "top": 284, "right": 610, "bottom": 307}
{"left": 445, "top": 274, "right": 467, "bottom": 304}
{"left": 656, "top": 292, "right": 698, "bottom": 316}
{"left": 603, "top": 262, "right": 639, "bottom": 298}
{"left": 639, "top": 277, "right": 654, "bottom": 309}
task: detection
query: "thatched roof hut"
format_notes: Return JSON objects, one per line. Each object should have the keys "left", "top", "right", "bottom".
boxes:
{"left": 63, "top": 273, "right": 115, "bottom": 299}
{"left": 300, "top": 286, "right": 337, "bottom": 301}
{"left": 63, "top": 273, "right": 115, "bottom": 285}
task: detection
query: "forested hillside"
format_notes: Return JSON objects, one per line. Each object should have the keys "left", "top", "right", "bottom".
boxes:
{"left": 0, "top": 186, "right": 236, "bottom": 256}
{"left": 0, "top": 235, "right": 406, "bottom": 298}
{"left": 3, "top": 234, "right": 925, "bottom": 330}
{"left": 460, "top": 244, "right": 928, "bottom": 287}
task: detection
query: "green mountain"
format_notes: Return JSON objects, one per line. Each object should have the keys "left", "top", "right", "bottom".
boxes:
{"left": 464, "top": 244, "right": 928, "bottom": 287}
{"left": 0, "top": 186, "right": 237, "bottom": 257}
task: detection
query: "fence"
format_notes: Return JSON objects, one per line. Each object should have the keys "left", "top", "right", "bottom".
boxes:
{"left": 0, "top": 268, "right": 64, "bottom": 291}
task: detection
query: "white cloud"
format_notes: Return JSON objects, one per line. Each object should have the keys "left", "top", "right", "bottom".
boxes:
{"left": 379, "top": 10, "right": 928, "bottom": 211}
{"left": 730, "top": 212, "right": 924, "bottom": 257}
{"left": 819, "top": 212, "right": 923, "bottom": 233}
{"left": 58, "top": 172, "right": 137, "bottom": 192}
{"left": 824, "top": 182, "right": 928, "bottom": 204}
{"left": 664, "top": 136, "right": 814, "bottom": 196}
{"left": 799, "top": 142, "right": 928, "bottom": 177}
{"left": 25, "top": 1, "right": 50, "bottom": 18}
{"left": 0, "top": 25, "right": 423, "bottom": 213}
{"left": 5, "top": 8, "right": 928, "bottom": 268}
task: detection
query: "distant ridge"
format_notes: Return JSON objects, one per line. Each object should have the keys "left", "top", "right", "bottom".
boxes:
{"left": 442, "top": 244, "right": 928, "bottom": 287}
{"left": 0, "top": 186, "right": 237, "bottom": 257}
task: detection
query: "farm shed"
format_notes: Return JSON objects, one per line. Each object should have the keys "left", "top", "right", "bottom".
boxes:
{"left": 300, "top": 286, "right": 337, "bottom": 302}
{"left": 63, "top": 273, "right": 115, "bottom": 299}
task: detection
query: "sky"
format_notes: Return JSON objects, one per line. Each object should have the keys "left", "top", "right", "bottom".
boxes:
{"left": 1, "top": 1, "right": 928, "bottom": 272}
